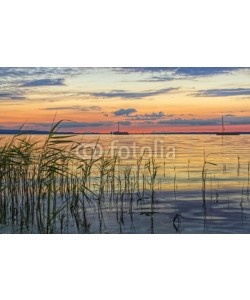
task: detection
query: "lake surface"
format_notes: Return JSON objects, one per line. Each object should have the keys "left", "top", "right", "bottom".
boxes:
{"left": 0, "top": 134, "right": 250, "bottom": 233}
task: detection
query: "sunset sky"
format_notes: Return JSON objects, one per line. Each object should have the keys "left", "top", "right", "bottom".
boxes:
{"left": 1, "top": 67, "right": 250, "bottom": 133}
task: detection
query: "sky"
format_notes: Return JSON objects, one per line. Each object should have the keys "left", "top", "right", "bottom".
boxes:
{"left": 0, "top": 67, "right": 250, "bottom": 133}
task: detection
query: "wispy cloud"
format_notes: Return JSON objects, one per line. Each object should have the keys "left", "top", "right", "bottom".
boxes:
{"left": 113, "top": 108, "right": 137, "bottom": 116}
{"left": 137, "top": 75, "right": 174, "bottom": 82}
{"left": 193, "top": 88, "right": 250, "bottom": 97}
{"left": 116, "top": 67, "right": 173, "bottom": 73}
{"left": 224, "top": 116, "right": 250, "bottom": 125}
{"left": 0, "top": 67, "right": 83, "bottom": 78}
{"left": 33, "top": 121, "right": 113, "bottom": 129}
{"left": 116, "top": 67, "right": 247, "bottom": 82}
{"left": 173, "top": 67, "right": 243, "bottom": 77}
{"left": 129, "top": 112, "right": 174, "bottom": 120}
{"left": 158, "top": 118, "right": 220, "bottom": 126}
{"left": 0, "top": 92, "right": 26, "bottom": 100}
{"left": 0, "top": 68, "right": 85, "bottom": 102}
{"left": 42, "top": 105, "right": 101, "bottom": 111}
{"left": 158, "top": 116, "right": 250, "bottom": 126}
{"left": 60, "top": 121, "right": 113, "bottom": 128}
{"left": 22, "top": 78, "right": 65, "bottom": 87}
{"left": 119, "top": 121, "right": 131, "bottom": 126}
{"left": 141, "top": 121, "right": 154, "bottom": 125}
{"left": 116, "top": 67, "right": 245, "bottom": 76}
{"left": 89, "top": 88, "right": 177, "bottom": 99}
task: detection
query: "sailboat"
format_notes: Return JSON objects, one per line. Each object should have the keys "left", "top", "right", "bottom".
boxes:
{"left": 216, "top": 115, "right": 240, "bottom": 136}
{"left": 111, "top": 122, "right": 129, "bottom": 135}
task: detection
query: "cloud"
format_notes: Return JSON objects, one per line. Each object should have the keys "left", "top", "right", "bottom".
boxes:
{"left": 115, "top": 67, "right": 247, "bottom": 81}
{"left": 173, "top": 67, "right": 243, "bottom": 77}
{"left": 225, "top": 116, "right": 250, "bottom": 125}
{"left": 60, "top": 121, "right": 113, "bottom": 128}
{"left": 142, "top": 121, "right": 154, "bottom": 125}
{"left": 90, "top": 88, "right": 177, "bottom": 99}
{"left": 117, "top": 67, "right": 245, "bottom": 76}
{"left": 137, "top": 75, "right": 174, "bottom": 82}
{"left": 116, "top": 67, "right": 174, "bottom": 73}
{"left": 158, "top": 118, "right": 220, "bottom": 126}
{"left": 129, "top": 112, "right": 173, "bottom": 120}
{"left": 224, "top": 114, "right": 235, "bottom": 117}
{"left": 113, "top": 108, "right": 137, "bottom": 116}
{"left": 42, "top": 105, "right": 101, "bottom": 111}
{"left": 158, "top": 116, "right": 250, "bottom": 126}
{"left": 22, "top": 78, "right": 65, "bottom": 87}
{"left": 0, "top": 92, "right": 26, "bottom": 100}
{"left": 0, "top": 68, "right": 85, "bottom": 103}
{"left": 193, "top": 88, "right": 250, "bottom": 97}
{"left": 0, "top": 67, "right": 83, "bottom": 78}
{"left": 32, "top": 121, "right": 113, "bottom": 129}
{"left": 119, "top": 121, "right": 131, "bottom": 126}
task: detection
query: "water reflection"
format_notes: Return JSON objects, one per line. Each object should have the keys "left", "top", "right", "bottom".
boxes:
{"left": 0, "top": 134, "right": 250, "bottom": 233}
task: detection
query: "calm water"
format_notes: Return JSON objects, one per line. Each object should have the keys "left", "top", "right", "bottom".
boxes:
{"left": 78, "top": 134, "right": 250, "bottom": 233}
{"left": 1, "top": 134, "right": 250, "bottom": 233}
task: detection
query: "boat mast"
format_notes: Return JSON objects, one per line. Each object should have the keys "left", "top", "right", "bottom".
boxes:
{"left": 222, "top": 115, "right": 225, "bottom": 133}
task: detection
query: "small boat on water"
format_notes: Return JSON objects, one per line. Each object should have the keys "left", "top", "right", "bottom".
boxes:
{"left": 216, "top": 115, "right": 240, "bottom": 136}
{"left": 216, "top": 132, "right": 240, "bottom": 136}
{"left": 111, "top": 122, "right": 129, "bottom": 135}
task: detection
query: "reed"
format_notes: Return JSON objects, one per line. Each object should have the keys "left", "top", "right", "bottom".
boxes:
{"left": 237, "top": 156, "right": 240, "bottom": 176}
{"left": 145, "top": 157, "right": 159, "bottom": 205}
{"left": 201, "top": 153, "right": 217, "bottom": 208}
{"left": 0, "top": 124, "right": 159, "bottom": 233}
{"left": 248, "top": 161, "right": 250, "bottom": 185}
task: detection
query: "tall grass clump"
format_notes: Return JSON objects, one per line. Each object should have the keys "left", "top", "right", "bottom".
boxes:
{"left": 0, "top": 122, "right": 166, "bottom": 233}
{"left": 0, "top": 121, "right": 82, "bottom": 233}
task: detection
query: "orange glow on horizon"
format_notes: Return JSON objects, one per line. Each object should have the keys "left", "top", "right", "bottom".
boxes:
{"left": 1, "top": 68, "right": 250, "bottom": 133}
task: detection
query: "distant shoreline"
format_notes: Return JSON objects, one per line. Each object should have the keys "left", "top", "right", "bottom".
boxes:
{"left": 1, "top": 130, "right": 250, "bottom": 135}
